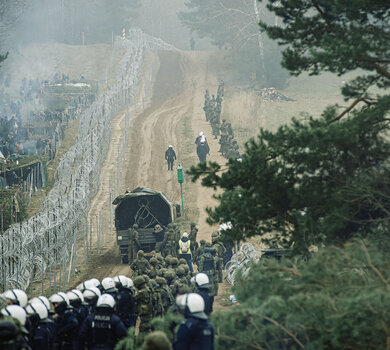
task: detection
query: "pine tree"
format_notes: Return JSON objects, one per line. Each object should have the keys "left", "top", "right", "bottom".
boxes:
{"left": 188, "top": 0, "right": 390, "bottom": 252}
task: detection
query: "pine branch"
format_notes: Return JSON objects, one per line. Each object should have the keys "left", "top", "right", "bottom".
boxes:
{"left": 329, "top": 97, "right": 365, "bottom": 123}
{"left": 358, "top": 239, "right": 390, "bottom": 292}
{"left": 216, "top": 328, "right": 267, "bottom": 350}
{"left": 262, "top": 315, "right": 305, "bottom": 349}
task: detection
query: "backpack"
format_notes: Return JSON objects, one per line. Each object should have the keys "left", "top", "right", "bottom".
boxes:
{"left": 181, "top": 240, "right": 189, "bottom": 253}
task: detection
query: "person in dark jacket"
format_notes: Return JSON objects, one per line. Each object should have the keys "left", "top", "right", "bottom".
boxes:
{"left": 25, "top": 302, "right": 54, "bottom": 350}
{"left": 174, "top": 293, "right": 214, "bottom": 350}
{"left": 165, "top": 145, "right": 176, "bottom": 171}
{"left": 113, "top": 275, "right": 137, "bottom": 328}
{"left": 49, "top": 293, "right": 79, "bottom": 350}
{"left": 79, "top": 294, "right": 127, "bottom": 350}
{"left": 192, "top": 273, "right": 214, "bottom": 315}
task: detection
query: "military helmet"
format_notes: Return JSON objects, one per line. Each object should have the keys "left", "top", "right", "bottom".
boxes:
{"left": 200, "top": 239, "right": 206, "bottom": 245}
{"left": 150, "top": 257, "right": 158, "bottom": 265}
{"left": 150, "top": 279, "right": 158, "bottom": 287}
{"left": 212, "top": 231, "right": 219, "bottom": 238}
{"left": 179, "top": 258, "right": 187, "bottom": 265}
{"left": 190, "top": 222, "right": 196, "bottom": 227}
{"left": 143, "top": 275, "right": 150, "bottom": 283}
{"left": 137, "top": 250, "right": 145, "bottom": 257}
{"left": 171, "top": 257, "right": 179, "bottom": 267}
{"left": 133, "top": 275, "right": 146, "bottom": 287}
{"left": 205, "top": 242, "right": 212, "bottom": 247}
{"left": 133, "top": 224, "right": 139, "bottom": 229}
{"left": 182, "top": 264, "right": 190, "bottom": 273}
{"left": 155, "top": 253, "right": 163, "bottom": 261}
{"left": 156, "top": 277, "right": 167, "bottom": 285}
{"left": 176, "top": 266, "right": 185, "bottom": 276}
{"left": 144, "top": 331, "right": 171, "bottom": 350}
{"left": 164, "top": 269, "right": 175, "bottom": 280}
{"left": 154, "top": 224, "right": 163, "bottom": 232}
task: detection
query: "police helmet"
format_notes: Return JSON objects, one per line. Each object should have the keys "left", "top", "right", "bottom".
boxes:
{"left": 175, "top": 293, "right": 207, "bottom": 319}
{"left": 126, "top": 277, "right": 134, "bottom": 288}
{"left": 102, "top": 277, "right": 117, "bottom": 292}
{"left": 29, "top": 296, "right": 50, "bottom": 311}
{"left": 96, "top": 294, "right": 116, "bottom": 309}
{"left": 67, "top": 289, "right": 84, "bottom": 302}
{"left": 25, "top": 302, "right": 48, "bottom": 320}
{"left": 83, "top": 287, "right": 101, "bottom": 300}
{"left": 89, "top": 278, "right": 101, "bottom": 288}
{"left": 194, "top": 273, "right": 210, "bottom": 288}
{"left": 2, "top": 289, "right": 28, "bottom": 307}
{"left": 49, "top": 292, "right": 69, "bottom": 306}
{"left": 113, "top": 275, "right": 128, "bottom": 288}
{"left": 76, "top": 279, "right": 94, "bottom": 292}
{"left": 1, "top": 305, "right": 27, "bottom": 326}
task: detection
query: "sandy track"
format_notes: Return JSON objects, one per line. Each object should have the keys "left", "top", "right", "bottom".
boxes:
{"left": 70, "top": 50, "right": 227, "bottom": 290}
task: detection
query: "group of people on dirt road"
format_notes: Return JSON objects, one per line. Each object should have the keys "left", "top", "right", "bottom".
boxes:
{"left": 164, "top": 79, "right": 240, "bottom": 171}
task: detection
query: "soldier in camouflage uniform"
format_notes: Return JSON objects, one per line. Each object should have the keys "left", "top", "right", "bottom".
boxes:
{"left": 164, "top": 269, "right": 180, "bottom": 297}
{"left": 195, "top": 239, "right": 206, "bottom": 267}
{"left": 198, "top": 246, "right": 218, "bottom": 296}
{"left": 0, "top": 313, "right": 30, "bottom": 349}
{"left": 149, "top": 278, "right": 164, "bottom": 317}
{"left": 162, "top": 227, "right": 177, "bottom": 257}
{"left": 134, "top": 276, "right": 153, "bottom": 333}
{"left": 147, "top": 257, "right": 159, "bottom": 279}
{"left": 130, "top": 250, "right": 151, "bottom": 276}
{"left": 189, "top": 222, "right": 199, "bottom": 255}
{"left": 155, "top": 276, "right": 174, "bottom": 313}
{"left": 128, "top": 224, "right": 140, "bottom": 264}
{"left": 212, "top": 231, "right": 227, "bottom": 283}
{"left": 155, "top": 253, "right": 166, "bottom": 269}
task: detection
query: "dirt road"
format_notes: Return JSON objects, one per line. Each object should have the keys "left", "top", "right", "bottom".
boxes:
{"left": 70, "top": 50, "right": 229, "bottom": 295}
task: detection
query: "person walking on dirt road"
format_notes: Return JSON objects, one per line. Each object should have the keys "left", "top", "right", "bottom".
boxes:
{"left": 165, "top": 145, "right": 176, "bottom": 171}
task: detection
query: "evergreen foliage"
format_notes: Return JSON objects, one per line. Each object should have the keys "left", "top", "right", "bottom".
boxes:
{"left": 187, "top": 0, "right": 390, "bottom": 252}
{"left": 212, "top": 237, "right": 390, "bottom": 349}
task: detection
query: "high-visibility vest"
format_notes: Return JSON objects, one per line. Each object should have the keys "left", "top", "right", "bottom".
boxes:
{"left": 179, "top": 239, "right": 191, "bottom": 255}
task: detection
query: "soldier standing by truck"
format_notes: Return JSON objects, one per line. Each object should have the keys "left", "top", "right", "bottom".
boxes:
{"left": 127, "top": 224, "right": 140, "bottom": 264}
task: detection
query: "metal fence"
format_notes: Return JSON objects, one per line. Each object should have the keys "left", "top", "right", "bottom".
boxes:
{"left": 225, "top": 243, "right": 261, "bottom": 285}
{"left": 0, "top": 28, "right": 177, "bottom": 294}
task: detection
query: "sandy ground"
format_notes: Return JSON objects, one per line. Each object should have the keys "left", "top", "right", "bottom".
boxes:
{"left": 66, "top": 50, "right": 233, "bottom": 309}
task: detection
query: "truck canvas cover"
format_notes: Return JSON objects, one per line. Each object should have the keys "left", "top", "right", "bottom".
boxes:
{"left": 113, "top": 186, "right": 174, "bottom": 231}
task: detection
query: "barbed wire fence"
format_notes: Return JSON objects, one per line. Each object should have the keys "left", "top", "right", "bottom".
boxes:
{"left": 0, "top": 28, "right": 177, "bottom": 295}
{"left": 225, "top": 243, "right": 261, "bottom": 285}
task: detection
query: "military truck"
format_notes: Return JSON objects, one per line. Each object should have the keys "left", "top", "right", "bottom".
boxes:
{"left": 113, "top": 187, "right": 180, "bottom": 264}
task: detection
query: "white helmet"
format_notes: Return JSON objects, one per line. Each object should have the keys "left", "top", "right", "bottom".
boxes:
{"left": 1, "top": 305, "right": 27, "bottom": 326}
{"left": 29, "top": 296, "right": 50, "bottom": 311}
{"left": 67, "top": 289, "right": 84, "bottom": 302}
{"left": 176, "top": 293, "right": 207, "bottom": 319}
{"left": 168, "top": 145, "right": 173, "bottom": 148}
{"left": 2, "top": 289, "right": 28, "bottom": 307}
{"left": 102, "top": 277, "right": 117, "bottom": 292}
{"left": 126, "top": 277, "right": 134, "bottom": 288}
{"left": 77, "top": 279, "right": 94, "bottom": 291}
{"left": 96, "top": 294, "right": 116, "bottom": 309}
{"left": 83, "top": 287, "right": 101, "bottom": 300}
{"left": 182, "top": 232, "right": 188, "bottom": 238}
{"left": 49, "top": 292, "right": 69, "bottom": 306}
{"left": 89, "top": 278, "right": 101, "bottom": 288}
{"left": 26, "top": 302, "right": 48, "bottom": 320}
{"left": 113, "top": 275, "right": 128, "bottom": 288}
{"left": 194, "top": 273, "right": 210, "bottom": 288}
{"left": 199, "top": 131, "right": 204, "bottom": 136}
